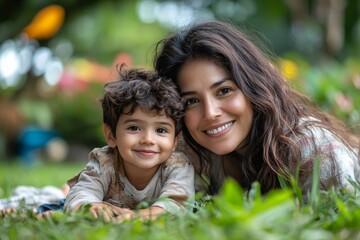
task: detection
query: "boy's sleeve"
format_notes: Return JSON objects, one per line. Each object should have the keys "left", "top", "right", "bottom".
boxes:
{"left": 152, "top": 152, "right": 195, "bottom": 214}
{"left": 64, "top": 158, "right": 111, "bottom": 212}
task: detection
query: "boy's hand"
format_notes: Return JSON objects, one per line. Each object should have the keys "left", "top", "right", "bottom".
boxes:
{"left": 87, "top": 202, "right": 134, "bottom": 222}
{"left": 116, "top": 206, "right": 165, "bottom": 223}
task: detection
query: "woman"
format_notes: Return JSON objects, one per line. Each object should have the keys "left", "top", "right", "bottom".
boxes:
{"left": 154, "top": 20, "right": 360, "bottom": 195}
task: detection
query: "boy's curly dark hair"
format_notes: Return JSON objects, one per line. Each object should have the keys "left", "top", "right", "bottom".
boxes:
{"left": 100, "top": 65, "right": 184, "bottom": 136}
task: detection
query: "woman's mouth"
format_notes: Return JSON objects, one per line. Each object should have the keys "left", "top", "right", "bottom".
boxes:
{"left": 205, "top": 121, "right": 234, "bottom": 135}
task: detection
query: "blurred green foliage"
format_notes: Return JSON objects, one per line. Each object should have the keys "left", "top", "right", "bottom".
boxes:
{"left": 57, "top": 1, "right": 167, "bottom": 66}
{"left": 2, "top": 175, "right": 360, "bottom": 239}
{"left": 49, "top": 82, "right": 104, "bottom": 148}
{"left": 279, "top": 54, "right": 360, "bottom": 129}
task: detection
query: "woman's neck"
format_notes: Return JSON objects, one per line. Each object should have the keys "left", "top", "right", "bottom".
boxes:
{"left": 222, "top": 152, "right": 243, "bottom": 182}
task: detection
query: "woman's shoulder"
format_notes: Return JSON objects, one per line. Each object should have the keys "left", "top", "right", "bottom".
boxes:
{"left": 296, "top": 116, "right": 358, "bottom": 159}
{"left": 296, "top": 117, "right": 338, "bottom": 140}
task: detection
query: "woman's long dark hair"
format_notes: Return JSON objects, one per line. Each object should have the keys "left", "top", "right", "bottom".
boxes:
{"left": 154, "top": 20, "right": 359, "bottom": 194}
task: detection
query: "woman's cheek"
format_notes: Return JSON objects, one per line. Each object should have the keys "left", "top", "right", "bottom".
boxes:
{"left": 184, "top": 110, "right": 198, "bottom": 132}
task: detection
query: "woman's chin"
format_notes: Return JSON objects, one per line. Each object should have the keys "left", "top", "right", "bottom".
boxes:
{"left": 203, "top": 145, "right": 236, "bottom": 155}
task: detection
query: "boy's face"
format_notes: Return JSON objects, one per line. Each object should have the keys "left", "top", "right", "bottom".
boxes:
{"left": 105, "top": 106, "right": 178, "bottom": 173}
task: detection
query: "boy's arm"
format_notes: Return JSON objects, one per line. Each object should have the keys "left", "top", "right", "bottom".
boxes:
{"left": 64, "top": 159, "right": 110, "bottom": 212}
{"left": 152, "top": 152, "right": 195, "bottom": 213}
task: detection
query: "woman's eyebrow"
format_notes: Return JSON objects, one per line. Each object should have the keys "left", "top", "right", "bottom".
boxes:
{"left": 181, "top": 78, "right": 232, "bottom": 97}
{"left": 211, "top": 78, "right": 232, "bottom": 88}
{"left": 181, "top": 91, "right": 196, "bottom": 97}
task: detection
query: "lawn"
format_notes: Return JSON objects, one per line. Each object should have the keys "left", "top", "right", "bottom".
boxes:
{"left": 1, "top": 160, "right": 360, "bottom": 239}
{"left": 0, "top": 160, "right": 84, "bottom": 198}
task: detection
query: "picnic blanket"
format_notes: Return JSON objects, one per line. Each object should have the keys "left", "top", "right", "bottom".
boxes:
{"left": 0, "top": 186, "right": 65, "bottom": 211}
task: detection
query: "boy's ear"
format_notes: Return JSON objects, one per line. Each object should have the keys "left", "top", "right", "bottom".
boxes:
{"left": 172, "top": 131, "right": 182, "bottom": 152}
{"left": 103, "top": 124, "right": 116, "bottom": 147}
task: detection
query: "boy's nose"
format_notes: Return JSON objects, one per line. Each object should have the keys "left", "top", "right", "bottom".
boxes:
{"left": 139, "top": 131, "right": 155, "bottom": 145}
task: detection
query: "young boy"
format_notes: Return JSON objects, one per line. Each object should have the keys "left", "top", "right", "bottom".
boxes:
{"left": 63, "top": 66, "right": 194, "bottom": 222}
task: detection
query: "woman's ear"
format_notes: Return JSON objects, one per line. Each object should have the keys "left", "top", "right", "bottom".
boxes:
{"left": 103, "top": 124, "right": 116, "bottom": 147}
{"left": 172, "top": 131, "right": 182, "bottom": 152}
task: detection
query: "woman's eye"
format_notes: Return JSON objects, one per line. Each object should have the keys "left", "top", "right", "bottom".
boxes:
{"left": 185, "top": 98, "right": 199, "bottom": 106}
{"left": 218, "top": 87, "right": 232, "bottom": 96}
{"left": 127, "top": 126, "right": 140, "bottom": 131}
{"left": 156, "top": 128, "right": 168, "bottom": 134}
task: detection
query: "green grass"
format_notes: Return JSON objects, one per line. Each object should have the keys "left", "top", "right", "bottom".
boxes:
{"left": 0, "top": 160, "right": 84, "bottom": 198}
{"left": 2, "top": 161, "right": 360, "bottom": 239}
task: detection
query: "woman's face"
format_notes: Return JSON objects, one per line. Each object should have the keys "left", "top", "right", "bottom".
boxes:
{"left": 177, "top": 58, "right": 253, "bottom": 155}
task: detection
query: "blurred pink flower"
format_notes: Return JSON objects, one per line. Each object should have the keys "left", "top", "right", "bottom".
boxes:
{"left": 334, "top": 92, "right": 353, "bottom": 112}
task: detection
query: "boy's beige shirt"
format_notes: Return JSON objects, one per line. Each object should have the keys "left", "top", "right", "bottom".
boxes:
{"left": 64, "top": 146, "right": 195, "bottom": 214}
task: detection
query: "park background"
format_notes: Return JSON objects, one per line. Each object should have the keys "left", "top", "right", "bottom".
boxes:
{"left": 0, "top": 0, "right": 359, "bottom": 183}
{"left": 0, "top": 0, "right": 359, "bottom": 165}
{"left": 0, "top": 1, "right": 360, "bottom": 238}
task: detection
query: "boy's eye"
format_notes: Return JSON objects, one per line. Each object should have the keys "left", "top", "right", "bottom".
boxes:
{"left": 185, "top": 98, "right": 199, "bottom": 106}
{"left": 156, "top": 128, "right": 168, "bottom": 134}
{"left": 127, "top": 126, "right": 140, "bottom": 131}
{"left": 218, "top": 87, "right": 232, "bottom": 95}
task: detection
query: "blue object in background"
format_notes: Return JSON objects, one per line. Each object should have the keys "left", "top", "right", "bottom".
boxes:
{"left": 18, "top": 126, "right": 60, "bottom": 165}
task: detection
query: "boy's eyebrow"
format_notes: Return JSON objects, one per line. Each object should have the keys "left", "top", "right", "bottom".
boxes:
{"left": 157, "top": 121, "right": 174, "bottom": 127}
{"left": 123, "top": 118, "right": 140, "bottom": 123}
{"left": 124, "top": 118, "right": 174, "bottom": 127}
{"left": 181, "top": 78, "right": 232, "bottom": 97}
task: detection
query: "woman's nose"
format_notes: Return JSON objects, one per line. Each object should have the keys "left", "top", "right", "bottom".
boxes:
{"left": 203, "top": 97, "right": 221, "bottom": 120}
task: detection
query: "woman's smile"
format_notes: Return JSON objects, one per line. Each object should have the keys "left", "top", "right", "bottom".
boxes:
{"left": 205, "top": 121, "right": 234, "bottom": 136}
